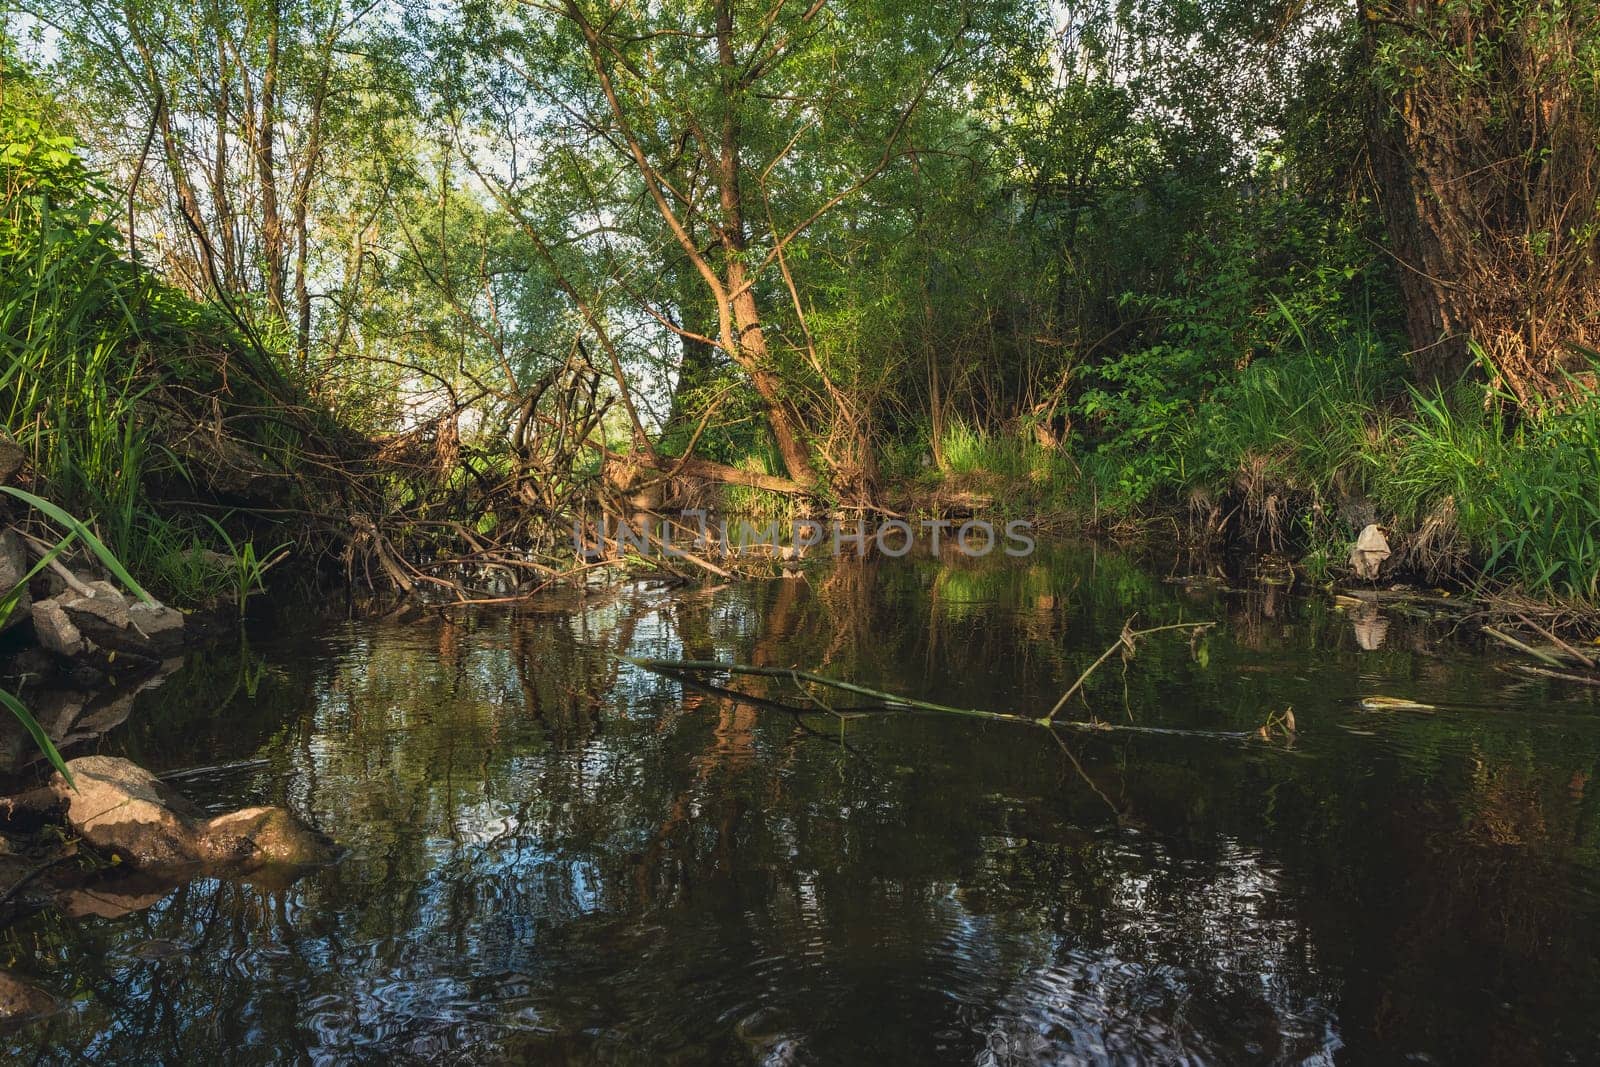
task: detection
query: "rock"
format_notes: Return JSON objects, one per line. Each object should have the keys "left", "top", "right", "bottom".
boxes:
{"left": 52, "top": 756, "right": 333, "bottom": 873}
{"left": 61, "top": 579, "right": 130, "bottom": 630}
{"left": 58, "top": 582, "right": 184, "bottom": 660}
{"left": 0, "top": 432, "right": 24, "bottom": 486}
{"left": 30, "top": 597, "right": 84, "bottom": 657}
{"left": 0, "top": 530, "right": 31, "bottom": 633}
{"left": 201, "top": 807, "right": 336, "bottom": 868}
{"left": 0, "top": 785, "right": 66, "bottom": 831}
{"left": 62, "top": 692, "right": 136, "bottom": 743}
{"left": 1348, "top": 524, "right": 1391, "bottom": 581}
{"left": 127, "top": 601, "right": 186, "bottom": 655}
{"left": 0, "top": 970, "right": 58, "bottom": 1022}
{"left": 52, "top": 755, "right": 204, "bottom": 869}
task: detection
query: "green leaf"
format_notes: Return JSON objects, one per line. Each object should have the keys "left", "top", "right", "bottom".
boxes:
{"left": 0, "top": 486, "right": 153, "bottom": 603}
{"left": 0, "top": 688, "right": 73, "bottom": 788}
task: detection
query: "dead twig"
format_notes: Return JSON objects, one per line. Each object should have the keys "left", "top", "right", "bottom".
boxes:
{"left": 1043, "top": 618, "right": 1215, "bottom": 724}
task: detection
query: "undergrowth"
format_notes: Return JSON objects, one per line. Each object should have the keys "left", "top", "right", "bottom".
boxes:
{"left": 910, "top": 337, "right": 1600, "bottom": 606}
{"left": 2, "top": 85, "right": 351, "bottom": 604}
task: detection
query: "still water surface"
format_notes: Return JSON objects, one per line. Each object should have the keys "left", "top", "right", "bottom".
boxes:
{"left": 7, "top": 544, "right": 1600, "bottom": 1064}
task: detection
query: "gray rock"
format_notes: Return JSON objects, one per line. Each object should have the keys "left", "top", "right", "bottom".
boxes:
{"left": 30, "top": 597, "right": 84, "bottom": 657}
{"left": 127, "top": 601, "right": 186, "bottom": 655}
{"left": 61, "top": 579, "right": 129, "bottom": 630}
{"left": 0, "top": 530, "right": 31, "bottom": 633}
{"left": 59, "top": 583, "right": 185, "bottom": 660}
{"left": 52, "top": 756, "right": 335, "bottom": 872}
{"left": 161, "top": 547, "right": 234, "bottom": 578}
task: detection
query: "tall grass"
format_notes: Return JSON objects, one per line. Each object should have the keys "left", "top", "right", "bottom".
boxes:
{"left": 3, "top": 92, "right": 325, "bottom": 603}
{"left": 913, "top": 317, "right": 1600, "bottom": 605}
{"left": 3, "top": 101, "right": 180, "bottom": 580}
{"left": 1387, "top": 377, "right": 1600, "bottom": 601}
{"left": 720, "top": 443, "right": 809, "bottom": 525}
{"left": 1088, "top": 327, "right": 1600, "bottom": 604}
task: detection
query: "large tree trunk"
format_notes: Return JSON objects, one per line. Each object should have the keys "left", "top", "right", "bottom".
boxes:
{"left": 713, "top": 0, "right": 818, "bottom": 487}
{"left": 725, "top": 261, "right": 818, "bottom": 484}
{"left": 1366, "top": 2, "right": 1600, "bottom": 407}
{"left": 1370, "top": 123, "right": 1476, "bottom": 389}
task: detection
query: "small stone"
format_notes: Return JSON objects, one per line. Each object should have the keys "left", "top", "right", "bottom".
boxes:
{"left": 31, "top": 597, "right": 84, "bottom": 658}
{"left": 62, "top": 583, "right": 174, "bottom": 661}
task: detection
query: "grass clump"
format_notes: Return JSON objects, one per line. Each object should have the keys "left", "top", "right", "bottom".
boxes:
{"left": 1080, "top": 330, "right": 1600, "bottom": 605}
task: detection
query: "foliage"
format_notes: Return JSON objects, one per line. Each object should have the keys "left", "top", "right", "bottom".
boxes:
{"left": 1076, "top": 188, "right": 1393, "bottom": 505}
{"left": 1365, "top": 0, "right": 1600, "bottom": 401}
{"left": 3, "top": 0, "right": 1598, "bottom": 611}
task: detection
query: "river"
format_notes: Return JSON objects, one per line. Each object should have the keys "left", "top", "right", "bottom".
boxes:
{"left": 6, "top": 543, "right": 1600, "bottom": 1063}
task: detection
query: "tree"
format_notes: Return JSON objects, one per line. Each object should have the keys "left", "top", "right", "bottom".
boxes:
{"left": 445, "top": 0, "right": 1031, "bottom": 495}
{"left": 32, "top": 0, "right": 410, "bottom": 364}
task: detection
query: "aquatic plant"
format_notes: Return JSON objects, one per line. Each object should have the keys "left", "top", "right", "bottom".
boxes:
{"left": 199, "top": 516, "right": 291, "bottom": 618}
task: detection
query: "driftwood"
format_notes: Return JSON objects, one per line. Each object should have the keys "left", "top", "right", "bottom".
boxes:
{"left": 1483, "top": 625, "right": 1569, "bottom": 669}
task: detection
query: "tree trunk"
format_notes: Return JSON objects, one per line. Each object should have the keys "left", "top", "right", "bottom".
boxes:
{"left": 711, "top": 0, "right": 817, "bottom": 487}
{"left": 1364, "top": 5, "right": 1600, "bottom": 406}
{"left": 257, "top": 5, "right": 287, "bottom": 324}
{"left": 1370, "top": 123, "right": 1475, "bottom": 389}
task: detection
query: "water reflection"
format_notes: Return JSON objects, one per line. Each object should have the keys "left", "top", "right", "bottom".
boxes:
{"left": 6, "top": 544, "right": 1600, "bottom": 1063}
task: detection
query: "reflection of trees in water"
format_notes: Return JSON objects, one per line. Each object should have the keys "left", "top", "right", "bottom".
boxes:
{"left": 6, "top": 549, "right": 1600, "bottom": 1061}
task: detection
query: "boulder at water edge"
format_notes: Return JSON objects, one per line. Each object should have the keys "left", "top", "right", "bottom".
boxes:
{"left": 51, "top": 755, "right": 335, "bottom": 872}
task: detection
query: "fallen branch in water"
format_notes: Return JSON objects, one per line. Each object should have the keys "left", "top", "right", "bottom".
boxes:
{"left": 1483, "top": 625, "right": 1568, "bottom": 668}
{"left": 623, "top": 622, "right": 1240, "bottom": 741}
{"left": 1508, "top": 663, "right": 1600, "bottom": 688}
{"left": 1515, "top": 612, "right": 1596, "bottom": 668}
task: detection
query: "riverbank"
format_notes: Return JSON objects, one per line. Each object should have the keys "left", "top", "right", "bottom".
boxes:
{"left": 884, "top": 344, "right": 1600, "bottom": 634}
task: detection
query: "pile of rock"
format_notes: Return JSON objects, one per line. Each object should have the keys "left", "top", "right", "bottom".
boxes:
{"left": 0, "top": 531, "right": 187, "bottom": 666}
{"left": 0, "top": 756, "right": 337, "bottom": 1022}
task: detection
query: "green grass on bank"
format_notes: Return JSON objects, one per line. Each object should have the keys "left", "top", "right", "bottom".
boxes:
{"left": 3, "top": 93, "right": 344, "bottom": 606}
{"left": 893, "top": 341, "right": 1600, "bottom": 606}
